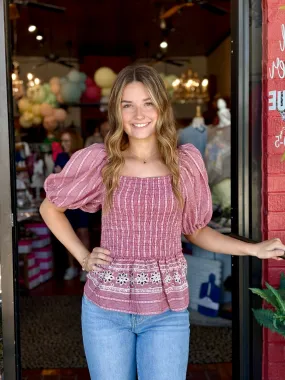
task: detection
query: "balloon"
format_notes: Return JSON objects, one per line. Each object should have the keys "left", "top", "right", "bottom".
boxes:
{"left": 53, "top": 108, "right": 67, "bottom": 122}
{"left": 67, "top": 70, "right": 82, "bottom": 83}
{"left": 79, "top": 82, "right": 86, "bottom": 92}
{"left": 79, "top": 72, "right": 87, "bottom": 82}
{"left": 31, "top": 104, "right": 41, "bottom": 116}
{"left": 60, "top": 77, "right": 68, "bottom": 85}
{"left": 101, "top": 87, "right": 111, "bottom": 97}
{"left": 84, "top": 85, "right": 101, "bottom": 101}
{"left": 49, "top": 77, "right": 60, "bottom": 86}
{"left": 94, "top": 67, "right": 117, "bottom": 88}
{"left": 50, "top": 82, "right": 61, "bottom": 95}
{"left": 27, "top": 85, "right": 47, "bottom": 104}
{"left": 18, "top": 97, "right": 31, "bottom": 113}
{"left": 32, "top": 116, "right": 42, "bottom": 125}
{"left": 56, "top": 93, "right": 64, "bottom": 103}
{"left": 42, "top": 83, "right": 51, "bottom": 93}
{"left": 22, "top": 111, "right": 34, "bottom": 123}
{"left": 40, "top": 103, "right": 54, "bottom": 117}
{"left": 43, "top": 115, "right": 57, "bottom": 130}
{"left": 85, "top": 77, "right": 94, "bottom": 87}
{"left": 45, "top": 93, "right": 57, "bottom": 107}
{"left": 19, "top": 115, "right": 33, "bottom": 128}
{"left": 61, "top": 82, "right": 82, "bottom": 103}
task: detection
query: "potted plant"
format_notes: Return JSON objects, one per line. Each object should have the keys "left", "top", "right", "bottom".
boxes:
{"left": 250, "top": 273, "right": 285, "bottom": 337}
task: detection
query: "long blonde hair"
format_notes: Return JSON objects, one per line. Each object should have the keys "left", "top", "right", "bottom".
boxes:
{"left": 102, "top": 64, "right": 183, "bottom": 210}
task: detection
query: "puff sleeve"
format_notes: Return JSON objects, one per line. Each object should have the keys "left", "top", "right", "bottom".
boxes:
{"left": 179, "top": 144, "right": 213, "bottom": 235}
{"left": 44, "top": 143, "right": 107, "bottom": 212}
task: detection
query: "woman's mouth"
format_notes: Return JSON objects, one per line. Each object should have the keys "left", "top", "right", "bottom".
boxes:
{"left": 132, "top": 122, "right": 151, "bottom": 128}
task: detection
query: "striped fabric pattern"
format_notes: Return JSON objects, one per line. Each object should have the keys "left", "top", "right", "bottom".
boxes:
{"left": 44, "top": 143, "right": 212, "bottom": 315}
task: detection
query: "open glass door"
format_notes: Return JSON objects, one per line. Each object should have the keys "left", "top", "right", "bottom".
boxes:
{"left": 231, "top": 0, "right": 263, "bottom": 379}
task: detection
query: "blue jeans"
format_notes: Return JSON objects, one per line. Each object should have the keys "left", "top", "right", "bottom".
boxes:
{"left": 81, "top": 295, "right": 190, "bottom": 380}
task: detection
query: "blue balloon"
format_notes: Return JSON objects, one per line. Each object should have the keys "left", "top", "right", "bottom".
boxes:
{"left": 79, "top": 82, "right": 86, "bottom": 93}
{"left": 61, "top": 82, "right": 82, "bottom": 103}
{"left": 60, "top": 77, "right": 68, "bottom": 85}
{"left": 79, "top": 72, "right": 87, "bottom": 82}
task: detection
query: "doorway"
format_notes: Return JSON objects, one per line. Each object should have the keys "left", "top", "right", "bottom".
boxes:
{"left": 0, "top": 0, "right": 263, "bottom": 379}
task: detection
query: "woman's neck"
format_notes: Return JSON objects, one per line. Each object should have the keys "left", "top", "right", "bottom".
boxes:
{"left": 126, "top": 137, "right": 159, "bottom": 159}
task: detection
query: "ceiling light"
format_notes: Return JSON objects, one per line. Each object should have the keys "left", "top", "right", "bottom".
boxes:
{"left": 172, "top": 79, "right": 180, "bottom": 87}
{"left": 160, "top": 41, "right": 168, "bottom": 49}
{"left": 27, "top": 73, "right": 33, "bottom": 81}
{"left": 34, "top": 78, "right": 40, "bottom": 85}
{"left": 28, "top": 25, "right": 37, "bottom": 33}
{"left": 36, "top": 34, "right": 43, "bottom": 41}
{"left": 202, "top": 78, "right": 209, "bottom": 87}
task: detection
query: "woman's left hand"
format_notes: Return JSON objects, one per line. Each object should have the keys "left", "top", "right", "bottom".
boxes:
{"left": 251, "top": 238, "right": 285, "bottom": 260}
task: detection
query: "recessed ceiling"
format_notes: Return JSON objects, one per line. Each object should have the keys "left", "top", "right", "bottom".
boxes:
{"left": 12, "top": 0, "right": 231, "bottom": 58}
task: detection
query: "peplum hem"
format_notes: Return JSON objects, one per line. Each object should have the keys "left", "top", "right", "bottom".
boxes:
{"left": 84, "top": 256, "right": 189, "bottom": 315}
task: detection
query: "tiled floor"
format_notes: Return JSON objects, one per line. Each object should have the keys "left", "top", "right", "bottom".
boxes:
{"left": 22, "top": 364, "right": 232, "bottom": 379}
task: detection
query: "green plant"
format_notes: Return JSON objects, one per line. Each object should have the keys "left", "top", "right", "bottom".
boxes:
{"left": 249, "top": 273, "right": 285, "bottom": 337}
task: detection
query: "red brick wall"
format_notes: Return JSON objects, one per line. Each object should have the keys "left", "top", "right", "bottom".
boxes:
{"left": 262, "top": 1, "right": 285, "bottom": 379}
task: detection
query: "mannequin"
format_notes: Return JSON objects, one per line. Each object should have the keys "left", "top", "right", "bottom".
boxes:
{"left": 178, "top": 105, "right": 207, "bottom": 157}
{"left": 192, "top": 105, "right": 205, "bottom": 128}
{"left": 217, "top": 99, "right": 231, "bottom": 128}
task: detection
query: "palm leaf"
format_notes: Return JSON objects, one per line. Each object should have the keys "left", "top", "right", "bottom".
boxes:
{"left": 250, "top": 287, "right": 279, "bottom": 308}
{"left": 252, "top": 309, "right": 276, "bottom": 330}
{"left": 266, "top": 283, "right": 285, "bottom": 314}
{"left": 280, "top": 273, "right": 285, "bottom": 290}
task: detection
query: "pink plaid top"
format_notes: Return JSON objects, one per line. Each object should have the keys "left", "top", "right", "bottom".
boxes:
{"left": 44, "top": 143, "right": 212, "bottom": 315}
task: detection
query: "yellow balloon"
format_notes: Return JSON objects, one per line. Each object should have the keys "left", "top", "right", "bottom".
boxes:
{"left": 22, "top": 111, "right": 34, "bottom": 123}
{"left": 18, "top": 97, "right": 32, "bottom": 113}
{"left": 94, "top": 67, "right": 117, "bottom": 88}
{"left": 101, "top": 87, "right": 111, "bottom": 97}
{"left": 19, "top": 115, "right": 33, "bottom": 128}
{"left": 33, "top": 116, "right": 42, "bottom": 125}
{"left": 31, "top": 104, "right": 41, "bottom": 116}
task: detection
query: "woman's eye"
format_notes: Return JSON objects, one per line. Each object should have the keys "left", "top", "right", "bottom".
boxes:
{"left": 145, "top": 102, "right": 154, "bottom": 107}
{"left": 122, "top": 104, "right": 131, "bottom": 109}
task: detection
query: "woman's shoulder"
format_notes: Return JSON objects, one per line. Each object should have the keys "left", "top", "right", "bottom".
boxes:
{"left": 73, "top": 143, "right": 107, "bottom": 162}
{"left": 178, "top": 143, "right": 204, "bottom": 165}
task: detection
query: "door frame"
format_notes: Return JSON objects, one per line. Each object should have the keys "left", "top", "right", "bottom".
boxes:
{"left": 231, "top": 0, "right": 263, "bottom": 379}
{"left": 0, "top": 0, "right": 263, "bottom": 379}
{"left": 0, "top": 0, "right": 21, "bottom": 379}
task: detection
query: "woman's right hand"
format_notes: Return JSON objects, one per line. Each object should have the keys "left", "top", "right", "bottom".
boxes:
{"left": 84, "top": 247, "right": 113, "bottom": 272}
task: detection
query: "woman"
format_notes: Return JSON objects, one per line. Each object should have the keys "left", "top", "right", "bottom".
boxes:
{"left": 40, "top": 65, "right": 285, "bottom": 380}
{"left": 54, "top": 128, "right": 90, "bottom": 282}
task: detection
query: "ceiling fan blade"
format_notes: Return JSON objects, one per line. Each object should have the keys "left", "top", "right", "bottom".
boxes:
{"left": 164, "top": 59, "right": 184, "bottom": 67}
{"left": 57, "top": 60, "right": 75, "bottom": 68}
{"left": 196, "top": 1, "right": 229, "bottom": 15}
{"left": 160, "top": 3, "right": 193, "bottom": 19}
{"left": 14, "top": 0, "right": 66, "bottom": 13}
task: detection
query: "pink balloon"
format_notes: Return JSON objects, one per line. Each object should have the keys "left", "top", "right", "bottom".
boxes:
{"left": 84, "top": 85, "right": 101, "bottom": 101}
{"left": 54, "top": 108, "right": 67, "bottom": 122}
{"left": 85, "top": 77, "right": 94, "bottom": 87}
{"left": 40, "top": 103, "right": 54, "bottom": 117}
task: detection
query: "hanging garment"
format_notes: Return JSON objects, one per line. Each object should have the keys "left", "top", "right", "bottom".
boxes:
{"left": 178, "top": 125, "right": 208, "bottom": 158}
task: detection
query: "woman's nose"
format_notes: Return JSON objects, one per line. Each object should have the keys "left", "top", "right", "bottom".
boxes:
{"left": 134, "top": 106, "right": 145, "bottom": 119}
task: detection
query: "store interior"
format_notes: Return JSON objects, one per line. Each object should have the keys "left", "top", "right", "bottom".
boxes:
{"left": 9, "top": 0, "right": 233, "bottom": 378}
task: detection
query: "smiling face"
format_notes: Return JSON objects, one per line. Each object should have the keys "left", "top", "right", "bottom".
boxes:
{"left": 61, "top": 132, "right": 72, "bottom": 153}
{"left": 120, "top": 81, "right": 159, "bottom": 141}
